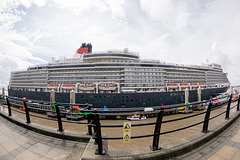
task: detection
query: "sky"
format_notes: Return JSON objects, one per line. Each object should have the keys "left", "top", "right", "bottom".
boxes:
{"left": 0, "top": 0, "right": 240, "bottom": 89}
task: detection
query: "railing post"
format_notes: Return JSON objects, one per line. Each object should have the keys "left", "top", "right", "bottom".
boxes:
{"left": 86, "top": 114, "right": 93, "bottom": 135}
{"left": 86, "top": 105, "right": 93, "bottom": 135}
{"left": 150, "top": 109, "right": 164, "bottom": 151}
{"left": 237, "top": 95, "right": 240, "bottom": 111}
{"left": 94, "top": 114, "right": 106, "bottom": 155}
{"left": 225, "top": 94, "right": 232, "bottom": 119}
{"left": 23, "top": 98, "right": 31, "bottom": 124}
{"left": 6, "top": 97, "right": 12, "bottom": 116}
{"left": 55, "top": 103, "right": 64, "bottom": 132}
{"left": 92, "top": 109, "right": 98, "bottom": 144}
{"left": 202, "top": 101, "right": 212, "bottom": 133}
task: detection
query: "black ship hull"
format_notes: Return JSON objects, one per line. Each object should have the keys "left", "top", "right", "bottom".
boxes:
{"left": 8, "top": 87, "right": 228, "bottom": 108}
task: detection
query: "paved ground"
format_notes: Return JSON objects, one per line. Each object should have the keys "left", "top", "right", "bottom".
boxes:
{"left": 0, "top": 103, "right": 240, "bottom": 159}
{"left": 177, "top": 116, "right": 240, "bottom": 160}
{"left": 0, "top": 116, "right": 87, "bottom": 160}
{"left": 1, "top": 115, "right": 240, "bottom": 160}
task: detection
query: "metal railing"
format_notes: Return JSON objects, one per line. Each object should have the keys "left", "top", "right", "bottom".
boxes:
{"left": 0, "top": 94, "right": 239, "bottom": 155}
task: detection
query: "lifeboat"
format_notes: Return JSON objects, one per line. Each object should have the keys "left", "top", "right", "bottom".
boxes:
{"left": 79, "top": 84, "right": 95, "bottom": 90}
{"left": 99, "top": 83, "right": 117, "bottom": 90}
{"left": 180, "top": 84, "right": 189, "bottom": 88}
{"left": 167, "top": 84, "right": 178, "bottom": 88}
{"left": 47, "top": 84, "right": 59, "bottom": 89}
{"left": 127, "top": 114, "right": 147, "bottom": 121}
{"left": 62, "top": 84, "right": 75, "bottom": 89}
{"left": 190, "top": 83, "right": 198, "bottom": 86}
{"left": 199, "top": 83, "right": 206, "bottom": 86}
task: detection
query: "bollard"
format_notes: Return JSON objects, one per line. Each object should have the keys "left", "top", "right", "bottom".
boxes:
{"left": 225, "top": 94, "right": 232, "bottom": 119}
{"left": 237, "top": 95, "right": 240, "bottom": 111}
{"left": 6, "top": 97, "right": 12, "bottom": 116}
{"left": 202, "top": 101, "right": 212, "bottom": 133}
{"left": 86, "top": 114, "right": 93, "bottom": 135}
{"left": 2, "top": 87, "right": 5, "bottom": 100}
{"left": 94, "top": 114, "right": 106, "bottom": 155}
{"left": 70, "top": 90, "right": 76, "bottom": 112}
{"left": 55, "top": 103, "right": 64, "bottom": 132}
{"left": 23, "top": 98, "right": 31, "bottom": 123}
{"left": 185, "top": 88, "right": 189, "bottom": 113}
{"left": 150, "top": 109, "right": 165, "bottom": 151}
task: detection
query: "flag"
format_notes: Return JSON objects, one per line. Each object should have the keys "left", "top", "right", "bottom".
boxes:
{"left": 187, "top": 102, "right": 193, "bottom": 108}
{"left": 104, "top": 105, "right": 108, "bottom": 111}
{"left": 78, "top": 111, "right": 91, "bottom": 115}
{"left": 73, "top": 105, "right": 91, "bottom": 115}
{"left": 52, "top": 104, "right": 56, "bottom": 111}
{"left": 161, "top": 103, "right": 168, "bottom": 112}
{"left": 73, "top": 105, "right": 79, "bottom": 110}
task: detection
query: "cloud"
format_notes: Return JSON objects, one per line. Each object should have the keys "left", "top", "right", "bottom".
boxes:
{"left": 0, "top": 0, "right": 48, "bottom": 88}
{"left": 52, "top": 0, "right": 127, "bottom": 21}
{"left": 140, "top": 0, "right": 174, "bottom": 21}
{"left": 0, "top": 0, "right": 240, "bottom": 89}
{"left": 138, "top": 0, "right": 240, "bottom": 85}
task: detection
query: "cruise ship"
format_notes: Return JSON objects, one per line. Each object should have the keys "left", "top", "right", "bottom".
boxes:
{"left": 8, "top": 43, "right": 230, "bottom": 108}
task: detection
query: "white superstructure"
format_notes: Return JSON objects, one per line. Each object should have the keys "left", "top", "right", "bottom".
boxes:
{"left": 9, "top": 47, "right": 230, "bottom": 93}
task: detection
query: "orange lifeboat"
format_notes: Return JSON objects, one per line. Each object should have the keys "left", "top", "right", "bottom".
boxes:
{"left": 47, "top": 84, "right": 59, "bottom": 88}
{"left": 190, "top": 83, "right": 198, "bottom": 86}
{"left": 62, "top": 84, "right": 75, "bottom": 88}
{"left": 167, "top": 84, "right": 178, "bottom": 86}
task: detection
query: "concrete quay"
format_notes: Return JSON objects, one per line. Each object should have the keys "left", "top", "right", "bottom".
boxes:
{"left": 0, "top": 103, "right": 240, "bottom": 160}
{"left": 0, "top": 115, "right": 87, "bottom": 160}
